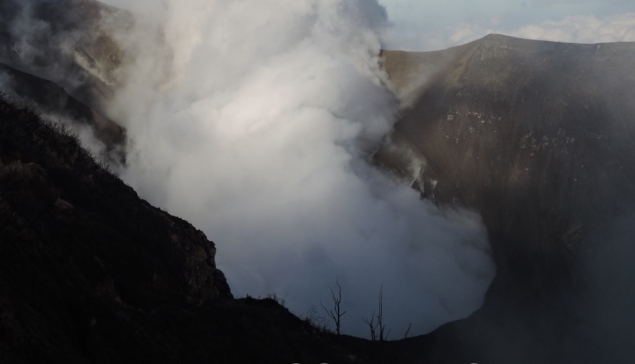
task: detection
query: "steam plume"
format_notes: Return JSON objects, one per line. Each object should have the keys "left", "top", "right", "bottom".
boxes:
{"left": 8, "top": 0, "right": 497, "bottom": 337}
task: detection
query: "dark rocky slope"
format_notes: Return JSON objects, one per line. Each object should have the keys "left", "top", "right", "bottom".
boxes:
{"left": 0, "top": 63, "right": 124, "bottom": 149}
{"left": 0, "top": 0, "right": 127, "bottom": 158}
{"left": 0, "top": 0, "right": 128, "bottom": 117}
{"left": 0, "top": 96, "right": 391, "bottom": 364}
{"left": 377, "top": 35, "right": 635, "bottom": 363}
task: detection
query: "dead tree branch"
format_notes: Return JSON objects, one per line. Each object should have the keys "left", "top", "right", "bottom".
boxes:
{"left": 320, "top": 275, "right": 347, "bottom": 335}
{"left": 362, "top": 312, "right": 378, "bottom": 341}
{"left": 404, "top": 322, "right": 412, "bottom": 339}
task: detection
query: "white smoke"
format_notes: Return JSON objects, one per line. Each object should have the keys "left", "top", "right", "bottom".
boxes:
{"left": 103, "top": 0, "right": 495, "bottom": 337}
{"left": 44, "top": 113, "right": 110, "bottom": 161}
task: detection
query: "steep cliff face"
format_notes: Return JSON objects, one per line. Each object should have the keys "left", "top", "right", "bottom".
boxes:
{"left": 378, "top": 35, "right": 635, "bottom": 363}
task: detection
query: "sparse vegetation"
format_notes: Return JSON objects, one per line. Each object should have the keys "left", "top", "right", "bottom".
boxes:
{"left": 266, "top": 292, "right": 286, "bottom": 307}
{"left": 404, "top": 322, "right": 412, "bottom": 339}
{"left": 320, "top": 275, "right": 347, "bottom": 336}
{"left": 363, "top": 313, "right": 378, "bottom": 341}
{"left": 363, "top": 285, "right": 391, "bottom": 342}
{"left": 303, "top": 305, "right": 333, "bottom": 334}
{"left": 0, "top": 92, "right": 115, "bottom": 179}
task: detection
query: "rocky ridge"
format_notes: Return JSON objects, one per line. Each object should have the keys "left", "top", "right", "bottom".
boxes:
{"left": 377, "top": 34, "right": 635, "bottom": 364}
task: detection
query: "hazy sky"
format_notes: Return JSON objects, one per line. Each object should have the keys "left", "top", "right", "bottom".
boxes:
{"left": 379, "top": 0, "right": 635, "bottom": 49}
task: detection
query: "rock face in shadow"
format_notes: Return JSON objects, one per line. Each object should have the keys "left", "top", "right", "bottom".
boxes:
{"left": 0, "top": 0, "right": 130, "bottom": 158}
{"left": 378, "top": 35, "right": 635, "bottom": 363}
{"left": 0, "top": 63, "right": 125, "bottom": 149}
{"left": 0, "top": 0, "right": 129, "bottom": 117}
{"left": 0, "top": 95, "right": 231, "bottom": 361}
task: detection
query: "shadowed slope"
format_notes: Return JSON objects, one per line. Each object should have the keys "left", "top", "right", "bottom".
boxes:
{"left": 0, "top": 0, "right": 129, "bottom": 117}
{"left": 0, "top": 94, "right": 231, "bottom": 362}
{"left": 0, "top": 63, "right": 125, "bottom": 149}
{"left": 378, "top": 34, "right": 635, "bottom": 363}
